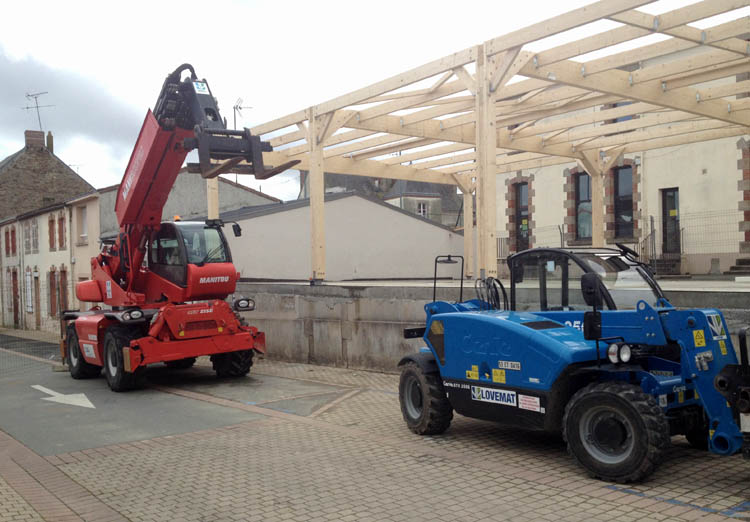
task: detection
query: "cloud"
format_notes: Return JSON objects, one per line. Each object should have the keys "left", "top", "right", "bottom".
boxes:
{"left": 0, "top": 51, "right": 142, "bottom": 153}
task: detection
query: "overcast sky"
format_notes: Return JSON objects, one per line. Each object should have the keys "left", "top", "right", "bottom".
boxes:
{"left": 0, "top": 0, "right": 727, "bottom": 201}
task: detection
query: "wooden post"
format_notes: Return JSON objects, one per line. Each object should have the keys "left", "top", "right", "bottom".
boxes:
{"left": 463, "top": 188, "right": 474, "bottom": 278}
{"left": 207, "top": 178, "right": 219, "bottom": 220}
{"left": 577, "top": 151, "right": 605, "bottom": 248}
{"left": 308, "top": 108, "right": 326, "bottom": 281}
{"left": 476, "top": 44, "right": 498, "bottom": 277}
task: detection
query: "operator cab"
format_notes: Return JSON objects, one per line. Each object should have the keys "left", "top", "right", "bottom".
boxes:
{"left": 148, "top": 221, "right": 233, "bottom": 287}
{"left": 508, "top": 247, "right": 665, "bottom": 312}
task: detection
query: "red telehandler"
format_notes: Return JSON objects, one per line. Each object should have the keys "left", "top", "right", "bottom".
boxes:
{"left": 62, "top": 64, "right": 294, "bottom": 391}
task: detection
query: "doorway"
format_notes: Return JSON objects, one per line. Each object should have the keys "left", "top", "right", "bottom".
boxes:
{"left": 11, "top": 270, "right": 19, "bottom": 328}
{"left": 661, "top": 188, "right": 680, "bottom": 255}
{"left": 34, "top": 274, "right": 40, "bottom": 329}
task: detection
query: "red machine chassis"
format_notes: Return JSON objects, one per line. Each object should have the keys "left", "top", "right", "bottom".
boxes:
{"left": 69, "top": 300, "right": 265, "bottom": 373}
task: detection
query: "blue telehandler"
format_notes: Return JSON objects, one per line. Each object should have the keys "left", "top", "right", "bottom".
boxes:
{"left": 399, "top": 247, "right": 750, "bottom": 482}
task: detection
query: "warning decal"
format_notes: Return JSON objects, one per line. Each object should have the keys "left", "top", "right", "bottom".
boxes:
{"left": 518, "top": 394, "right": 541, "bottom": 413}
{"left": 707, "top": 314, "right": 727, "bottom": 341}
{"left": 693, "top": 329, "right": 706, "bottom": 348}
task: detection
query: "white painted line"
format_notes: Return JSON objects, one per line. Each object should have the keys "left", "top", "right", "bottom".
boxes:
{"left": 31, "top": 384, "right": 96, "bottom": 409}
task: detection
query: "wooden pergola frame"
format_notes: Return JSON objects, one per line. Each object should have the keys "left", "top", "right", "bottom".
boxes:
{"left": 238, "top": 0, "right": 750, "bottom": 280}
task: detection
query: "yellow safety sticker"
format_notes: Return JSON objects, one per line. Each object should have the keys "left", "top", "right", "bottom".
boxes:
{"left": 719, "top": 339, "right": 728, "bottom": 356}
{"left": 465, "top": 370, "right": 479, "bottom": 380}
{"left": 669, "top": 209, "right": 677, "bottom": 217}
{"left": 678, "top": 391, "right": 684, "bottom": 404}
{"left": 709, "top": 429, "right": 715, "bottom": 439}
{"left": 693, "top": 329, "right": 706, "bottom": 348}
{"left": 492, "top": 369, "right": 506, "bottom": 384}
{"left": 694, "top": 389, "right": 699, "bottom": 399}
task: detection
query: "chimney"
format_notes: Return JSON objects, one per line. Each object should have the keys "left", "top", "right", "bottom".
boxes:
{"left": 46, "top": 131, "right": 53, "bottom": 154}
{"left": 24, "top": 130, "right": 45, "bottom": 149}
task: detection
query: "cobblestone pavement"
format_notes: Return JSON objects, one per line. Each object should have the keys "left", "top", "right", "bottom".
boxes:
{"left": 1, "top": 357, "right": 749, "bottom": 522}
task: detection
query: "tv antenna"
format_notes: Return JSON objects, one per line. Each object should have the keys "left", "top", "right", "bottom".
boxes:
{"left": 21, "top": 92, "right": 54, "bottom": 131}
{"left": 232, "top": 98, "right": 252, "bottom": 130}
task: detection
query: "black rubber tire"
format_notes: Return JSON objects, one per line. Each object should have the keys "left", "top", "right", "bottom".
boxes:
{"left": 165, "top": 357, "right": 197, "bottom": 370}
{"left": 103, "top": 327, "right": 142, "bottom": 392}
{"left": 66, "top": 325, "right": 101, "bottom": 379}
{"left": 398, "top": 362, "right": 453, "bottom": 435}
{"left": 563, "top": 382, "right": 669, "bottom": 483}
{"left": 211, "top": 350, "right": 254, "bottom": 378}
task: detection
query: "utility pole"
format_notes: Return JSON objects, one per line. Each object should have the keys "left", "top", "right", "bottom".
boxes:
{"left": 21, "top": 92, "right": 54, "bottom": 131}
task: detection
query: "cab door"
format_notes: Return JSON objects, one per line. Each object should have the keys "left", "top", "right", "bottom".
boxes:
{"left": 148, "top": 224, "right": 187, "bottom": 287}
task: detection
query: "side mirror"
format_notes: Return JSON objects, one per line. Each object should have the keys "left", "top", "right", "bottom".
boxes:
{"left": 581, "top": 272, "right": 603, "bottom": 309}
{"left": 232, "top": 223, "right": 242, "bottom": 237}
{"left": 583, "top": 311, "right": 602, "bottom": 340}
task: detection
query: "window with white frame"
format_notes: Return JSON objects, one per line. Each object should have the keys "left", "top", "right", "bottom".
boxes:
{"left": 417, "top": 202, "right": 427, "bottom": 217}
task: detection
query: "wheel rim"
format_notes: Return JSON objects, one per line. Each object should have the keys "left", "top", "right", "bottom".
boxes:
{"left": 107, "top": 342, "right": 119, "bottom": 377}
{"left": 579, "top": 405, "right": 635, "bottom": 465}
{"left": 69, "top": 338, "right": 79, "bottom": 367}
{"left": 403, "top": 375, "right": 423, "bottom": 420}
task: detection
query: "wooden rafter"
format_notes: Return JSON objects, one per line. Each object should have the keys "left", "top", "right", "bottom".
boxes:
{"left": 246, "top": 0, "right": 750, "bottom": 280}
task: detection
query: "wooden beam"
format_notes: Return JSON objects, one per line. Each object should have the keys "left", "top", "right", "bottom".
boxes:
{"left": 206, "top": 178, "right": 219, "bottom": 220}
{"left": 463, "top": 187, "right": 475, "bottom": 278}
{"left": 381, "top": 143, "right": 472, "bottom": 165}
{"left": 453, "top": 66, "right": 477, "bottom": 95}
{"left": 262, "top": 151, "right": 458, "bottom": 185}
{"left": 320, "top": 110, "right": 357, "bottom": 145}
{"left": 251, "top": 110, "right": 307, "bottom": 137}
{"left": 476, "top": 44, "right": 498, "bottom": 277}
{"left": 624, "top": 125, "right": 749, "bottom": 153}
{"left": 520, "top": 58, "right": 750, "bottom": 126}
{"left": 315, "top": 48, "right": 478, "bottom": 115}
{"left": 610, "top": 5, "right": 750, "bottom": 57}
{"left": 428, "top": 71, "right": 455, "bottom": 93}
{"left": 307, "top": 108, "right": 326, "bottom": 281}
{"left": 484, "top": 0, "right": 654, "bottom": 56}
{"left": 488, "top": 47, "right": 526, "bottom": 93}
{"left": 350, "top": 138, "right": 439, "bottom": 161}
{"left": 576, "top": 151, "right": 605, "bottom": 248}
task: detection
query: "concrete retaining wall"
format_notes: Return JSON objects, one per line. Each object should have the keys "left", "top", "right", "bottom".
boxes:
{"left": 237, "top": 282, "right": 750, "bottom": 372}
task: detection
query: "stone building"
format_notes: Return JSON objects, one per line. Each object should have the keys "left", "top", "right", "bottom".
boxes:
{"left": 0, "top": 131, "right": 93, "bottom": 219}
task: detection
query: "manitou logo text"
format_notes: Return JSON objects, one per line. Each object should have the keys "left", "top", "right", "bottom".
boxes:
{"left": 199, "top": 276, "right": 229, "bottom": 284}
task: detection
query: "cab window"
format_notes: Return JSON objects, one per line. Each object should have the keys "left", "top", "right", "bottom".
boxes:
{"left": 512, "top": 252, "right": 597, "bottom": 311}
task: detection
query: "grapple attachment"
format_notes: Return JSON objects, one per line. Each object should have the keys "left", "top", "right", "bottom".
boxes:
{"left": 153, "top": 63, "right": 297, "bottom": 179}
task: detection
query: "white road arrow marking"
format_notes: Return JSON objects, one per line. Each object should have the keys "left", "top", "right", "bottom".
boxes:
{"left": 31, "top": 385, "right": 96, "bottom": 409}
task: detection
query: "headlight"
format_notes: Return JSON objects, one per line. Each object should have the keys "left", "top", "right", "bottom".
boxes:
{"left": 607, "top": 343, "right": 619, "bottom": 364}
{"left": 122, "top": 311, "right": 131, "bottom": 321}
{"left": 233, "top": 297, "right": 255, "bottom": 311}
{"left": 619, "top": 344, "right": 632, "bottom": 363}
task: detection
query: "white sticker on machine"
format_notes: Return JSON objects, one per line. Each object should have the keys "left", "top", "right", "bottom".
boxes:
{"left": 193, "top": 81, "right": 210, "bottom": 95}
{"left": 518, "top": 394, "right": 541, "bottom": 412}
{"left": 471, "top": 386, "right": 517, "bottom": 407}
{"left": 82, "top": 343, "right": 95, "bottom": 358}
{"left": 106, "top": 280, "right": 112, "bottom": 299}
{"left": 498, "top": 360, "right": 521, "bottom": 371}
